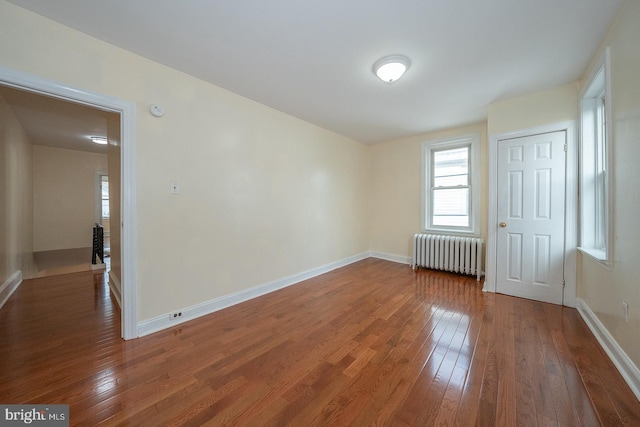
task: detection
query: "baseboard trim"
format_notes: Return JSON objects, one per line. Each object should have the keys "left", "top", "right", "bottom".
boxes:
{"left": 369, "top": 251, "right": 411, "bottom": 265}
{"left": 138, "top": 252, "right": 370, "bottom": 337}
{"left": 577, "top": 298, "right": 640, "bottom": 401}
{"left": 0, "top": 270, "right": 23, "bottom": 310}
{"left": 108, "top": 271, "right": 122, "bottom": 309}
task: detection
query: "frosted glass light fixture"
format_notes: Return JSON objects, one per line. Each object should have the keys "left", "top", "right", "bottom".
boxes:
{"left": 373, "top": 55, "right": 411, "bottom": 83}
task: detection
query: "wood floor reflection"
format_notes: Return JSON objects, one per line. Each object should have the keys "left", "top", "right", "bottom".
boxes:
{"left": 1, "top": 258, "right": 638, "bottom": 425}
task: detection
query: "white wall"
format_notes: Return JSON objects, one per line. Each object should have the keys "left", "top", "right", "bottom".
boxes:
{"left": 32, "top": 145, "right": 108, "bottom": 252}
{"left": 369, "top": 122, "right": 488, "bottom": 260}
{"left": 0, "top": 1, "right": 370, "bottom": 321}
{"left": 577, "top": 0, "right": 640, "bottom": 369}
{"left": 0, "top": 92, "right": 35, "bottom": 287}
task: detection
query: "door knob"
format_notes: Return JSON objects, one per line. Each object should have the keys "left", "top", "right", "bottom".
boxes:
{"left": 499, "top": 222, "right": 507, "bottom": 228}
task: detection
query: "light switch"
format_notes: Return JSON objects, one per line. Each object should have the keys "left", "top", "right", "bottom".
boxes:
{"left": 170, "top": 181, "right": 180, "bottom": 194}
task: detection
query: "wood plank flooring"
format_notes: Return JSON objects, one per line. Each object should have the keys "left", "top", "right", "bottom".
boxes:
{"left": 1, "top": 258, "right": 639, "bottom": 425}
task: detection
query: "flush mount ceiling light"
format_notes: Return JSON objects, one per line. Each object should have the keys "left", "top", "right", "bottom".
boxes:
{"left": 90, "top": 136, "right": 108, "bottom": 145}
{"left": 373, "top": 55, "right": 411, "bottom": 84}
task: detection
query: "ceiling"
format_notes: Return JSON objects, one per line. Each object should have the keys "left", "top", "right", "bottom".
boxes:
{"left": 6, "top": 0, "right": 622, "bottom": 144}
{"left": 0, "top": 85, "right": 114, "bottom": 154}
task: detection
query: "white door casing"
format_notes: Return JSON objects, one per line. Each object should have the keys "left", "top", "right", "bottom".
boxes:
{"left": 487, "top": 122, "right": 577, "bottom": 307}
{"left": 496, "top": 131, "right": 566, "bottom": 304}
{"left": 0, "top": 66, "right": 139, "bottom": 339}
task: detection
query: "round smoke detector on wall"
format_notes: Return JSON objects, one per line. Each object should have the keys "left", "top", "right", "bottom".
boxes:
{"left": 150, "top": 104, "right": 165, "bottom": 117}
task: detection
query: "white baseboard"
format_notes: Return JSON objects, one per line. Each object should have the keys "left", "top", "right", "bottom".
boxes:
{"left": 577, "top": 298, "right": 640, "bottom": 401}
{"left": 0, "top": 270, "right": 23, "bottom": 310}
{"left": 137, "top": 252, "right": 371, "bottom": 337}
{"left": 108, "top": 271, "right": 122, "bottom": 309}
{"left": 369, "top": 251, "right": 411, "bottom": 265}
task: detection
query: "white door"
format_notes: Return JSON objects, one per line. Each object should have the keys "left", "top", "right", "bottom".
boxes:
{"left": 496, "top": 131, "right": 566, "bottom": 304}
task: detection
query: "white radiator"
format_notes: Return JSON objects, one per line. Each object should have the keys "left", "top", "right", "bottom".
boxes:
{"left": 412, "top": 234, "right": 484, "bottom": 281}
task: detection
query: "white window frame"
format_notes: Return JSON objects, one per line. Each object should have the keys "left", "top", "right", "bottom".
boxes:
{"left": 579, "top": 47, "right": 612, "bottom": 267}
{"left": 422, "top": 134, "right": 480, "bottom": 235}
{"left": 101, "top": 174, "right": 110, "bottom": 219}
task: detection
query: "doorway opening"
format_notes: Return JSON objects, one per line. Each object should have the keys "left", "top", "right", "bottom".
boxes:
{"left": 0, "top": 65, "right": 137, "bottom": 339}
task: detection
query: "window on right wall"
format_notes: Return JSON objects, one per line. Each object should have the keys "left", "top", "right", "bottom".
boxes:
{"left": 579, "top": 47, "right": 612, "bottom": 266}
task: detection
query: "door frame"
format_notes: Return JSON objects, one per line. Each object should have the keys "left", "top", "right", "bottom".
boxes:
{"left": 0, "top": 65, "right": 138, "bottom": 339}
{"left": 485, "top": 121, "right": 578, "bottom": 307}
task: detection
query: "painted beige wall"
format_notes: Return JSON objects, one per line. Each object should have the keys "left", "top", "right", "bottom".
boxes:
{"left": 0, "top": 92, "right": 35, "bottom": 284}
{"left": 0, "top": 2, "right": 370, "bottom": 320}
{"left": 487, "top": 81, "right": 579, "bottom": 135}
{"left": 32, "top": 145, "right": 108, "bottom": 252}
{"left": 369, "top": 123, "right": 488, "bottom": 259}
{"left": 369, "top": 83, "right": 578, "bottom": 266}
{"left": 577, "top": 0, "right": 640, "bottom": 367}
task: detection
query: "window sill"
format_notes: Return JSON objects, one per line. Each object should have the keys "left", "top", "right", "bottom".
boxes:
{"left": 424, "top": 228, "right": 479, "bottom": 237}
{"left": 578, "top": 247, "right": 611, "bottom": 269}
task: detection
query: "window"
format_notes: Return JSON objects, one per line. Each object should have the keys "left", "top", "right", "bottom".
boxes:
{"left": 101, "top": 175, "right": 110, "bottom": 219}
{"left": 579, "top": 47, "right": 611, "bottom": 265}
{"left": 423, "top": 134, "right": 479, "bottom": 234}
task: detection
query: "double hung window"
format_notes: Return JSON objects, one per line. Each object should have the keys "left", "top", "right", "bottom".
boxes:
{"left": 579, "top": 48, "right": 612, "bottom": 265}
{"left": 423, "top": 134, "right": 479, "bottom": 234}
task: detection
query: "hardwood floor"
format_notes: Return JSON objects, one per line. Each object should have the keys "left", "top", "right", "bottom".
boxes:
{"left": 1, "top": 258, "right": 639, "bottom": 426}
